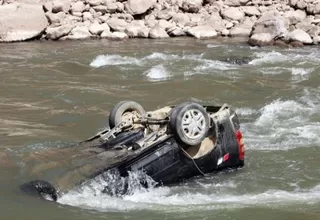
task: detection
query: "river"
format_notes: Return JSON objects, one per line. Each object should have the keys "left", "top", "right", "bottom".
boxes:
{"left": 0, "top": 38, "right": 319, "bottom": 220}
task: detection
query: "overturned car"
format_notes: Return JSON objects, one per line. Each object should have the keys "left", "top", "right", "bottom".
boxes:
{"left": 21, "top": 101, "right": 245, "bottom": 201}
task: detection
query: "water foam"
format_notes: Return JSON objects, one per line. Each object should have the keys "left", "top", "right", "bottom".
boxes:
{"left": 58, "top": 174, "right": 320, "bottom": 212}
{"left": 144, "top": 65, "right": 171, "bottom": 81}
{"left": 90, "top": 54, "right": 141, "bottom": 67}
{"left": 240, "top": 88, "right": 320, "bottom": 150}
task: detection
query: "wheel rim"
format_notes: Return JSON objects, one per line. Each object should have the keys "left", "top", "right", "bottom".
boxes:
{"left": 181, "top": 109, "right": 206, "bottom": 139}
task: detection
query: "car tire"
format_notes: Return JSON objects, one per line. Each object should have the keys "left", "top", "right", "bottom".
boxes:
{"left": 170, "top": 102, "right": 210, "bottom": 146}
{"left": 109, "top": 101, "right": 145, "bottom": 129}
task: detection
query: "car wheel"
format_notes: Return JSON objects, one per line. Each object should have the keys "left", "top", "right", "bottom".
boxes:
{"left": 170, "top": 102, "right": 210, "bottom": 146}
{"left": 109, "top": 101, "right": 145, "bottom": 129}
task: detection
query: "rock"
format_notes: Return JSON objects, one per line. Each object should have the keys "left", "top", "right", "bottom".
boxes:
{"left": 284, "top": 9, "right": 306, "bottom": 25}
{"left": 273, "top": 39, "right": 289, "bottom": 48}
{"left": 106, "top": 0, "right": 118, "bottom": 13}
{"left": 43, "top": 1, "right": 53, "bottom": 12}
{"left": 67, "top": 25, "right": 92, "bottom": 40}
{"left": 187, "top": 25, "right": 217, "bottom": 39}
{"left": 0, "top": 3, "right": 48, "bottom": 42}
{"left": 167, "top": 26, "right": 186, "bottom": 37}
{"left": 149, "top": 25, "right": 169, "bottom": 38}
{"left": 45, "top": 12, "right": 66, "bottom": 25}
{"left": 229, "top": 26, "right": 251, "bottom": 37}
{"left": 204, "top": 13, "right": 224, "bottom": 32}
{"left": 171, "top": 13, "right": 190, "bottom": 27}
{"left": 224, "top": 0, "right": 241, "bottom": 6}
{"left": 248, "top": 33, "right": 274, "bottom": 46}
{"left": 101, "top": 31, "right": 128, "bottom": 40}
{"left": 52, "top": 0, "right": 70, "bottom": 13}
{"left": 313, "top": 36, "right": 320, "bottom": 44}
{"left": 107, "top": 18, "right": 128, "bottom": 32}
{"left": 46, "top": 24, "right": 73, "bottom": 40}
{"left": 89, "top": 22, "right": 108, "bottom": 35}
{"left": 221, "top": 7, "right": 245, "bottom": 21}
{"left": 157, "top": 19, "right": 175, "bottom": 30}
{"left": 288, "top": 29, "right": 313, "bottom": 44}
{"left": 87, "top": 0, "right": 103, "bottom": 7}
{"left": 116, "top": 2, "right": 124, "bottom": 12}
{"left": 71, "top": 1, "right": 85, "bottom": 14}
{"left": 251, "top": 11, "right": 288, "bottom": 39}
{"left": 221, "top": 29, "right": 230, "bottom": 36}
{"left": 289, "top": 40, "right": 304, "bottom": 47}
{"left": 242, "top": 6, "right": 261, "bottom": 16}
{"left": 125, "top": 0, "right": 156, "bottom": 15}
{"left": 83, "top": 12, "right": 94, "bottom": 22}
{"left": 157, "top": 8, "right": 174, "bottom": 20}
{"left": 314, "top": 3, "right": 320, "bottom": 15}
{"left": 65, "top": 15, "right": 82, "bottom": 25}
{"left": 181, "top": 0, "right": 203, "bottom": 13}
{"left": 93, "top": 5, "right": 107, "bottom": 14}
{"left": 125, "top": 23, "right": 149, "bottom": 38}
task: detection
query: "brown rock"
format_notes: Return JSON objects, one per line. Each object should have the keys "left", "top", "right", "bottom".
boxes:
{"left": 181, "top": 0, "right": 203, "bottom": 13}
{"left": 289, "top": 41, "right": 304, "bottom": 47}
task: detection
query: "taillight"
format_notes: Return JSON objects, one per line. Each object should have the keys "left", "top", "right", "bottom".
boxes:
{"left": 236, "top": 130, "right": 245, "bottom": 160}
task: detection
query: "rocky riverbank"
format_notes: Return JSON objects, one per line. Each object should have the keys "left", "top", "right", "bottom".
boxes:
{"left": 1, "top": 0, "right": 320, "bottom": 47}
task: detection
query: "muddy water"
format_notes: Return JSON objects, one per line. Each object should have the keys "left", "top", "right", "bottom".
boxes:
{"left": 0, "top": 38, "right": 319, "bottom": 220}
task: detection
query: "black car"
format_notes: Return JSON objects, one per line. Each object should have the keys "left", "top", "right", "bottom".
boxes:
{"left": 21, "top": 101, "right": 245, "bottom": 201}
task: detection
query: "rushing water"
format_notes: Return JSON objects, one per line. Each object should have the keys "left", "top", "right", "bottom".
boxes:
{"left": 0, "top": 38, "right": 319, "bottom": 220}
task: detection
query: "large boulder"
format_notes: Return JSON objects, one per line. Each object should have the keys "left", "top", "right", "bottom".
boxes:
{"left": 284, "top": 9, "right": 306, "bottom": 25}
{"left": 0, "top": 3, "right": 48, "bottom": 42}
{"left": 248, "top": 11, "right": 288, "bottom": 46}
{"left": 180, "top": 0, "right": 203, "bottom": 13}
{"left": 187, "top": 25, "right": 217, "bottom": 39}
{"left": 288, "top": 29, "right": 313, "bottom": 44}
{"left": 125, "top": 0, "right": 156, "bottom": 15}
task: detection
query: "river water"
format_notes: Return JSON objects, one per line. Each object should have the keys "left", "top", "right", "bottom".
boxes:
{"left": 0, "top": 38, "right": 319, "bottom": 220}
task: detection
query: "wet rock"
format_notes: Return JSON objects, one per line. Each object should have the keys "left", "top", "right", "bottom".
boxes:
{"left": 46, "top": 24, "right": 73, "bottom": 40}
{"left": 221, "top": 7, "right": 245, "bottom": 21}
{"left": 125, "top": 0, "right": 156, "bottom": 15}
{"left": 101, "top": 31, "right": 128, "bottom": 40}
{"left": 289, "top": 40, "right": 304, "bottom": 47}
{"left": 149, "top": 25, "right": 169, "bottom": 38}
{"left": 52, "top": 0, "right": 71, "bottom": 13}
{"left": 288, "top": 29, "right": 313, "bottom": 44}
{"left": 222, "top": 56, "right": 252, "bottom": 65}
{"left": 274, "top": 39, "right": 289, "bottom": 48}
{"left": 0, "top": 3, "right": 48, "bottom": 42}
{"left": 187, "top": 25, "right": 217, "bottom": 39}
{"left": 66, "top": 25, "right": 92, "bottom": 40}
{"left": 181, "top": 0, "right": 203, "bottom": 13}
{"left": 248, "top": 33, "right": 274, "bottom": 46}
{"left": 107, "top": 17, "right": 128, "bottom": 32}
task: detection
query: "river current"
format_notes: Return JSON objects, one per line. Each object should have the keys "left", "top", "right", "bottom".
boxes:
{"left": 0, "top": 38, "right": 319, "bottom": 220}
